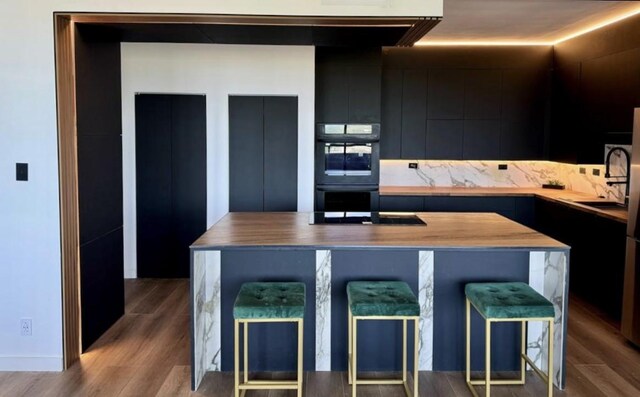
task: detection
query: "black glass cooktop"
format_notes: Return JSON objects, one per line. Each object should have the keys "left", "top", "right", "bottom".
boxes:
{"left": 309, "top": 212, "right": 426, "bottom": 225}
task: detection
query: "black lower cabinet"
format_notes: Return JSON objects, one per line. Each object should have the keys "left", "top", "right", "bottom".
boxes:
{"left": 379, "top": 194, "right": 626, "bottom": 320}
{"left": 136, "top": 94, "right": 207, "bottom": 278}
{"left": 535, "top": 199, "right": 626, "bottom": 320}
{"left": 379, "top": 195, "right": 535, "bottom": 228}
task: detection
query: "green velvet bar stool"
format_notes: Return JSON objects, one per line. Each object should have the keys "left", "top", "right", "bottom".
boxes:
{"left": 347, "top": 281, "right": 420, "bottom": 397}
{"left": 233, "top": 282, "right": 305, "bottom": 397}
{"left": 465, "top": 282, "right": 555, "bottom": 397}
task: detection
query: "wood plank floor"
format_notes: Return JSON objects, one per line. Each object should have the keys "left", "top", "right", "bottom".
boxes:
{"left": 1, "top": 279, "right": 640, "bottom": 396}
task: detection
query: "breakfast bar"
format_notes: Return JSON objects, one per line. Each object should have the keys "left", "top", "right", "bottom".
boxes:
{"left": 190, "top": 212, "right": 569, "bottom": 391}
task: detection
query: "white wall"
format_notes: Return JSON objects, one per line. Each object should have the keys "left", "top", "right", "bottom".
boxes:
{"left": 0, "top": 0, "right": 440, "bottom": 372}
{"left": 121, "top": 43, "right": 315, "bottom": 278}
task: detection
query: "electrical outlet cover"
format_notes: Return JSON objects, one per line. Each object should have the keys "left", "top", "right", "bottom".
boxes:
{"left": 20, "top": 318, "right": 32, "bottom": 336}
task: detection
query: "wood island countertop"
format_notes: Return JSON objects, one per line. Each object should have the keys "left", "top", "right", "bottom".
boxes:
{"left": 191, "top": 212, "right": 568, "bottom": 250}
{"left": 380, "top": 186, "right": 628, "bottom": 223}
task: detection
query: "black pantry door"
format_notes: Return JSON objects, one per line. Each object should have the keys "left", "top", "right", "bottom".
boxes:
{"left": 135, "top": 94, "right": 206, "bottom": 278}
{"left": 229, "top": 96, "right": 298, "bottom": 211}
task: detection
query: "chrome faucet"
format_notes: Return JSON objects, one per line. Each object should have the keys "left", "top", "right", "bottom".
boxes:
{"left": 605, "top": 146, "right": 631, "bottom": 205}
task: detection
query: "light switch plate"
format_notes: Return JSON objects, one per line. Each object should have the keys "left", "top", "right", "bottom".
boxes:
{"left": 16, "top": 163, "right": 28, "bottom": 181}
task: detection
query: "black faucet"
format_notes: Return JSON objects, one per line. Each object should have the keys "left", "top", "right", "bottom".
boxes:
{"left": 605, "top": 146, "right": 631, "bottom": 205}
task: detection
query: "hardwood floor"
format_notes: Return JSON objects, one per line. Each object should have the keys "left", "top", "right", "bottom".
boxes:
{"left": 1, "top": 279, "right": 640, "bottom": 396}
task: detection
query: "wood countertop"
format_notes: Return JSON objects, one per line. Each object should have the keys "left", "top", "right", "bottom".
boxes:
{"left": 191, "top": 212, "right": 568, "bottom": 250}
{"left": 380, "top": 186, "right": 628, "bottom": 223}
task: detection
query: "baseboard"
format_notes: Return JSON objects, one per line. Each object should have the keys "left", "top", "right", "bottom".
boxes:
{"left": 0, "top": 356, "right": 64, "bottom": 371}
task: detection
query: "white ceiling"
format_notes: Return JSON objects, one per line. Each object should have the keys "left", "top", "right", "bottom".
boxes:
{"left": 418, "top": 0, "right": 640, "bottom": 44}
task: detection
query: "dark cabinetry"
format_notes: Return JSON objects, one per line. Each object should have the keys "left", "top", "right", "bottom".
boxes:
{"left": 315, "top": 47, "right": 382, "bottom": 123}
{"left": 229, "top": 96, "right": 298, "bottom": 212}
{"left": 136, "top": 94, "right": 207, "bottom": 279}
{"left": 381, "top": 65, "right": 548, "bottom": 160}
{"left": 551, "top": 16, "right": 640, "bottom": 163}
{"left": 379, "top": 195, "right": 535, "bottom": 227}
{"left": 535, "top": 199, "right": 626, "bottom": 320}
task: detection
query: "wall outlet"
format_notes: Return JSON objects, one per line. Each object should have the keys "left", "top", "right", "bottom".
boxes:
{"left": 498, "top": 164, "right": 508, "bottom": 170}
{"left": 592, "top": 169, "right": 601, "bottom": 176}
{"left": 20, "top": 318, "right": 32, "bottom": 336}
{"left": 408, "top": 162, "right": 418, "bottom": 169}
{"left": 579, "top": 167, "right": 586, "bottom": 174}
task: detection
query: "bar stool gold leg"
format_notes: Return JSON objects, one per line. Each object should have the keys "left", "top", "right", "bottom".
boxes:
{"left": 348, "top": 308, "right": 353, "bottom": 385}
{"left": 521, "top": 320, "right": 526, "bottom": 384}
{"left": 466, "top": 299, "right": 471, "bottom": 386}
{"left": 234, "top": 320, "right": 240, "bottom": 397}
{"left": 414, "top": 318, "right": 419, "bottom": 397}
{"left": 352, "top": 316, "right": 357, "bottom": 397}
{"left": 243, "top": 321, "right": 248, "bottom": 384}
{"left": 548, "top": 320, "right": 554, "bottom": 397}
{"left": 485, "top": 319, "right": 491, "bottom": 397}
{"left": 403, "top": 319, "right": 407, "bottom": 384}
{"left": 298, "top": 319, "right": 304, "bottom": 397}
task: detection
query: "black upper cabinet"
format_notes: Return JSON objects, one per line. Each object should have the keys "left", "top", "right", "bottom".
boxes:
{"left": 426, "top": 120, "right": 464, "bottom": 159}
{"left": 315, "top": 62, "right": 349, "bottom": 123}
{"left": 315, "top": 47, "right": 382, "bottom": 124}
{"left": 381, "top": 68, "right": 403, "bottom": 159}
{"left": 464, "top": 70, "right": 502, "bottom": 119}
{"left": 380, "top": 48, "right": 552, "bottom": 161}
{"left": 348, "top": 65, "right": 382, "bottom": 123}
{"left": 463, "top": 120, "right": 501, "bottom": 160}
{"left": 551, "top": 15, "right": 640, "bottom": 163}
{"left": 427, "top": 69, "right": 465, "bottom": 119}
{"left": 401, "top": 70, "right": 428, "bottom": 159}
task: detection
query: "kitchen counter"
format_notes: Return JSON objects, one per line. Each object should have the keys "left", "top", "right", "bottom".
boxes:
{"left": 190, "top": 212, "right": 570, "bottom": 391}
{"left": 191, "top": 211, "right": 567, "bottom": 250}
{"left": 380, "top": 186, "right": 628, "bottom": 223}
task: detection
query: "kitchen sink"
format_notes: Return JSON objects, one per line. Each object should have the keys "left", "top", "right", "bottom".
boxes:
{"left": 573, "top": 200, "right": 628, "bottom": 210}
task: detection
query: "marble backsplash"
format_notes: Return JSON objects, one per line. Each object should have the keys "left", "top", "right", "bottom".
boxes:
{"left": 381, "top": 145, "right": 631, "bottom": 203}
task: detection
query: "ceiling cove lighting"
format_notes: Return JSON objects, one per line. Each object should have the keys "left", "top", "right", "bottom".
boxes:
{"left": 416, "top": 6, "right": 640, "bottom": 47}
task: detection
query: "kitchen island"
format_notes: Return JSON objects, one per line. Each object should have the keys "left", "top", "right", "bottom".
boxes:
{"left": 190, "top": 212, "right": 569, "bottom": 391}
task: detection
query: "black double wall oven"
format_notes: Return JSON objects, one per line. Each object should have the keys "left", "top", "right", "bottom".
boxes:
{"left": 315, "top": 123, "right": 380, "bottom": 211}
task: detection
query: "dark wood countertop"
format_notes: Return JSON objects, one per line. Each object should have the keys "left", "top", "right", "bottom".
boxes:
{"left": 191, "top": 212, "right": 568, "bottom": 250}
{"left": 380, "top": 186, "right": 628, "bottom": 224}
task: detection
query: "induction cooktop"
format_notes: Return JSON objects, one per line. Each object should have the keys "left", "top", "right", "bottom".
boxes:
{"left": 309, "top": 212, "right": 426, "bottom": 225}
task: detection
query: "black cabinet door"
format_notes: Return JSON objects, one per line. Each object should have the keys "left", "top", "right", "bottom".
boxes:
{"left": 427, "top": 69, "right": 465, "bottom": 119}
{"left": 401, "top": 70, "right": 428, "bottom": 159}
{"left": 379, "top": 196, "right": 425, "bottom": 211}
{"left": 170, "top": 95, "right": 207, "bottom": 274}
{"left": 381, "top": 68, "right": 403, "bottom": 159}
{"left": 426, "top": 120, "right": 464, "bottom": 160}
{"left": 464, "top": 70, "right": 502, "bottom": 119}
{"left": 229, "top": 96, "right": 265, "bottom": 211}
{"left": 463, "top": 120, "right": 501, "bottom": 160}
{"left": 229, "top": 96, "right": 298, "bottom": 212}
{"left": 348, "top": 65, "right": 381, "bottom": 123}
{"left": 136, "top": 94, "right": 206, "bottom": 278}
{"left": 264, "top": 97, "right": 298, "bottom": 211}
{"left": 315, "top": 62, "right": 349, "bottom": 123}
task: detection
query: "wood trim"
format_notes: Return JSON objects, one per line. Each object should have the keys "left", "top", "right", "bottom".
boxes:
{"left": 64, "top": 12, "right": 417, "bottom": 27}
{"left": 396, "top": 17, "right": 441, "bottom": 47}
{"left": 54, "top": 14, "right": 81, "bottom": 369}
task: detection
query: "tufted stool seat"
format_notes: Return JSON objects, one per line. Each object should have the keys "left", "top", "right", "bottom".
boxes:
{"left": 346, "top": 281, "right": 420, "bottom": 397}
{"left": 234, "top": 282, "right": 306, "bottom": 319}
{"left": 464, "top": 282, "right": 554, "bottom": 319}
{"left": 465, "top": 282, "right": 555, "bottom": 397}
{"left": 233, "top": 282, "right": 305, "bottom": 397}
